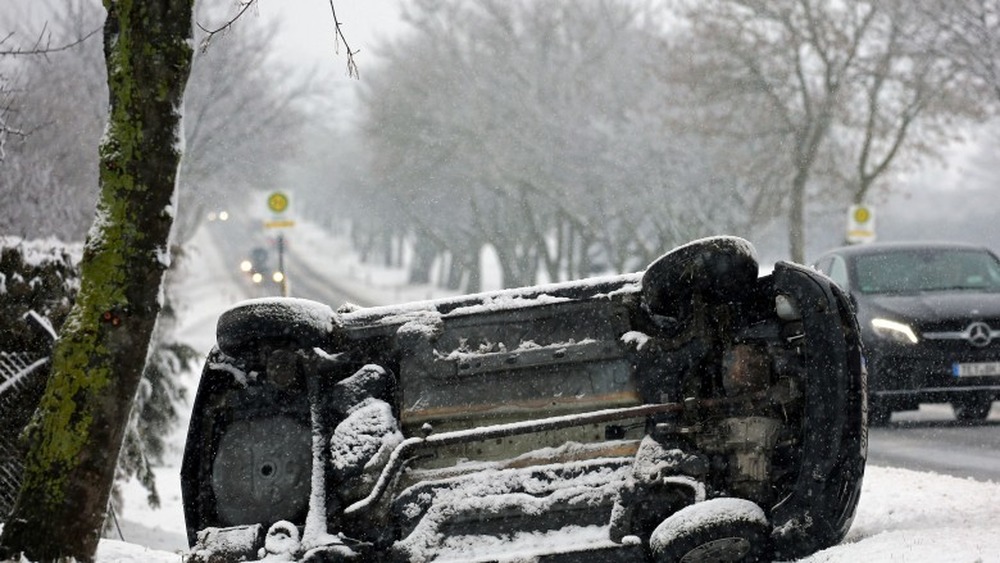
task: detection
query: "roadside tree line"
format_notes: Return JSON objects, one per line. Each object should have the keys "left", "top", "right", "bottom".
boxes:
{"left": 309, "top": 0, "right": 998, "bottom": 291}
{"left": 0, "top": 0, "right": 315, "bottom": 245}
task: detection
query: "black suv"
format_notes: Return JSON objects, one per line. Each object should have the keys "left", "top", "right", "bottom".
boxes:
{"left": 813, "top": 241, "right": 1000, "bottom": 424}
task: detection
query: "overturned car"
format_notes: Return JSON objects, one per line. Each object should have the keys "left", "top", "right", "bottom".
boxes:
{"left": 181, "top": 236, "right": 866, "bottom": 562}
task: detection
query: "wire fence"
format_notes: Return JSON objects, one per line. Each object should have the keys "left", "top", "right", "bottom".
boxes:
{"left": 0, "top": 349, "right": 50, "bottom": 519}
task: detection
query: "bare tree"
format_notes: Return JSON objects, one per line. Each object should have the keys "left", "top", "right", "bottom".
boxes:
{"left": 0, "top": 0, "right": 106, "bottom": 241}
{"left": 924, "top": 0, "right": 1000, "bottom": 102}
{"left": 171, "top": 4, "right": 321, "bottom": 245}
{"left": 668, "top": 0, "right": 990, "bottom": 262}
{"left": 360, "top": 0, "right": 748, "bottom": 289}
{"left": 0, "top": 2, "right": 195, "bottom": 527}
{"left": 0, "top": 49, "right": 24, "bottom": 161}
{"left": 0, "top": 1, "right": 322, "bottom": 245}
{"left": 0, "top": 8, "right": 100, "bottom": 163}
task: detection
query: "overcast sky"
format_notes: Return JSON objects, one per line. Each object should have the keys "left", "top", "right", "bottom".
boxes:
{"left": 257, "top": 0, "right": 404, "bottom": 74}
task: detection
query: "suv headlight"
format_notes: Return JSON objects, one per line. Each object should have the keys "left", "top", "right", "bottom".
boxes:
{"left": 871, "top": 318, "right": 918, "bottom": 344}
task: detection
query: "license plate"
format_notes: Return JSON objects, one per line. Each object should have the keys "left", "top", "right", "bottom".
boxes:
{"left": 953, "top": 361, "right": 1000, "bottom": 377}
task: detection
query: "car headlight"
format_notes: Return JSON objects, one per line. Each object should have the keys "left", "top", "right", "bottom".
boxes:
{"left": 871, "top": 318, "right": 918, "bottom": 344}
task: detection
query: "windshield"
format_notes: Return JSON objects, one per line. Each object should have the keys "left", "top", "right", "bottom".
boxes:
{"left": 854, "top": 249, "right": 1000, "bottom": 295}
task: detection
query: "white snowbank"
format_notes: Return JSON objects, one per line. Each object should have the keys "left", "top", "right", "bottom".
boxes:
{"left": 101, "top": 465, "right": 1000, "bottom": 562}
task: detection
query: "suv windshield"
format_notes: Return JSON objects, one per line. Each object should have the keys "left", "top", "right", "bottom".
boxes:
{"left": 854, "top": 249, "right": 1000, "bottom": 295}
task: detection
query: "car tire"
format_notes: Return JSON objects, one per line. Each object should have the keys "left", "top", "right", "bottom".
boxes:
{"left": 216, "top": 298, "right": 335, "bottom": 357}
{"left": 767, "top": 265, "right": 867, "bottom": 560}
{"left": 641, "top": 236, "right": 758, "bottom": 319}
{"left": 952, "top": 398, "right": 993, "bottom": 422}
{"left": 648, "top": 498, "right": 769, "bottom": 563}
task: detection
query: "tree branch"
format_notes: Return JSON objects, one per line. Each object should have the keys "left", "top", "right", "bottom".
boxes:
{"left": 0, "top": 23, "right": 102, "bottom": 57}
{"left": 328, "top": 0, "right": 360, "bottom": 79}
{"left": 195, "top": 0, "right": 359, "bottom": 78}
{"left": 196, "top": 0, "right": 257, "bottom": 52}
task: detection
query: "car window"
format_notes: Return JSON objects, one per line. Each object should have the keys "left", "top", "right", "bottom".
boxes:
{"left": 854, "top": 249, "right": 1000, "bottom": 294}
{"left": 827, "top": 256, "right": 849, "bottom": 289}
{"left": 814, "top": 257, "right": 832, "bottom": 275}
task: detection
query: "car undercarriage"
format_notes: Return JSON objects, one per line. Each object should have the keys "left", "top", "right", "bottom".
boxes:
{"left": 181, "top": 236, "right": 866, "bottom": 562}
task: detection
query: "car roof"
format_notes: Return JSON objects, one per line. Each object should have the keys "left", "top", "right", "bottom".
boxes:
{"left": 813, "top": 241, "right": 994, "bottom": 262}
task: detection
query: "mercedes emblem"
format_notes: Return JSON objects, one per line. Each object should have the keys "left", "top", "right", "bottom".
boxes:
{"left": 966, "top": 322, "right": 992, "bottom": 347}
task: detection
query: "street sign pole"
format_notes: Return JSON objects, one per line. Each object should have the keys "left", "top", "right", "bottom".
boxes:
{"left": 265, "top": 191, "right": 294, "bottom": 297}
{"left": 277, "top": 233, "right": 288, "bottom": 297}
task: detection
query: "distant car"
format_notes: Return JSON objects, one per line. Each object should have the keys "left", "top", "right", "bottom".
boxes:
{"left": 240, "top": 247, "right": 271, "bottom": 284}
{"left": 813, "top": 241, "right": 1000, "bottom": 424}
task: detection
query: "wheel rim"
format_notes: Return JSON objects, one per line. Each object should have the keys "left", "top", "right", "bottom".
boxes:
{"left": 680, "top": 536, "right": 752, "bottom": 563}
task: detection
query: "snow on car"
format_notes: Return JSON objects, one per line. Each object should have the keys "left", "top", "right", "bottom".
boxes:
{"left": 180, "top": 236, "right": 866, "bottom": 562}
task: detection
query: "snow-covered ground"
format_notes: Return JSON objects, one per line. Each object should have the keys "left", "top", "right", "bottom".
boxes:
{"left": 99, "top": 220, "right": 1000, "bottom": 562}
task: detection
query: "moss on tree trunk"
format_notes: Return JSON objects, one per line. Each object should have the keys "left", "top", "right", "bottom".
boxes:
{"left": 0, "top": 1, "right": 193, "bottom": 561}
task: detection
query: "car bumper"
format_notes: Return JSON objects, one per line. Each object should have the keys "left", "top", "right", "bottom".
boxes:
{"left": 866, "top": 345, "right": 1000, "bottom": 406}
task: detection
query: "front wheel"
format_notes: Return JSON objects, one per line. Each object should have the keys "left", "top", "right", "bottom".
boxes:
{"left": 216, "top": 298, "right": 335, "bottom": 357}
{"left": 952, "top": 397, "right": 993, "bottom": 422}
{"left": 649, "top": 498, "right": 769, "bottom": 563}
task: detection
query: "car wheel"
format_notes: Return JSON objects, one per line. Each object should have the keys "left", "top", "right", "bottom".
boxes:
{"left": 648, "top": 498, "right": 769, "bottom": 563}
{"left": 767, "top": 267, "right": 866, "bottom": 559}
{"left": 641, "top": 236, "right": 758, "bottom": 319}
{"left": 952, "top": 398, "right": 993, "bottom": 422}
{"left": 216, "top": 298, "right": 335, "bottom": 357}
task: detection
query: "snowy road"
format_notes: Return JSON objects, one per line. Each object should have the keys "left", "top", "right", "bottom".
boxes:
{"left": 206, "top": 212, "right": 374, "bottom": 307}
{"left": 279, "top": 236, "right": 376, "bottom": 307}
{"left": 868, "top": 404, "right": 1000, "bottom": 481}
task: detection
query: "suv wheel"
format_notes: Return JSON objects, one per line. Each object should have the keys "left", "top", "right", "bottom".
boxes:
{"left": 649, "top": 498, "right": 769, "bottom": 563}
{"left": 952, "top": 397, "right": 993, "bottom": 422}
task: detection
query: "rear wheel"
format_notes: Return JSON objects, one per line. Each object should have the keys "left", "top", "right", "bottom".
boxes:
{"left": 649, "top": 498, "right": 769, "bottom": 563}
{"left": 952, "top": 397, "right": 993, "bottom": 422}
{"left": 641, "top": 236, "right": 758, "bottom": 320}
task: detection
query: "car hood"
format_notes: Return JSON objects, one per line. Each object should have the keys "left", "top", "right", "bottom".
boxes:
{"left": 858, "top": 291, "right": 1000, "bottom": 323}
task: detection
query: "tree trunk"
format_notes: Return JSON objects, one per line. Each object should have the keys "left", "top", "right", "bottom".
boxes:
{"left": 446, "top": 253, "right": 463, "bottom": 290}
{"left": 0, "top": 1, "right": 193, "bottom": 561}
{"left": 408, "top": 236, "right": 436, "bottom": 285}
{"left": 465, "top": 248, "right": 482, "bottom": 294}
{"left": 788, "top": 167, "right": 809, "bottom": 264}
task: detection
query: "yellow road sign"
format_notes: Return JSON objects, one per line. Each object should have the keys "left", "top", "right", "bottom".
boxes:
{"left": 268, "top": 192, "right": 289, "bottom": 214}
{"left": 264, "top": 219, "right": 296, "bottom": 229}
{"left": 852, "top": 206, "right": 870, "bottom": 224}
{"left": 846, "top": 204, "right": 875, "bottom": 244}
